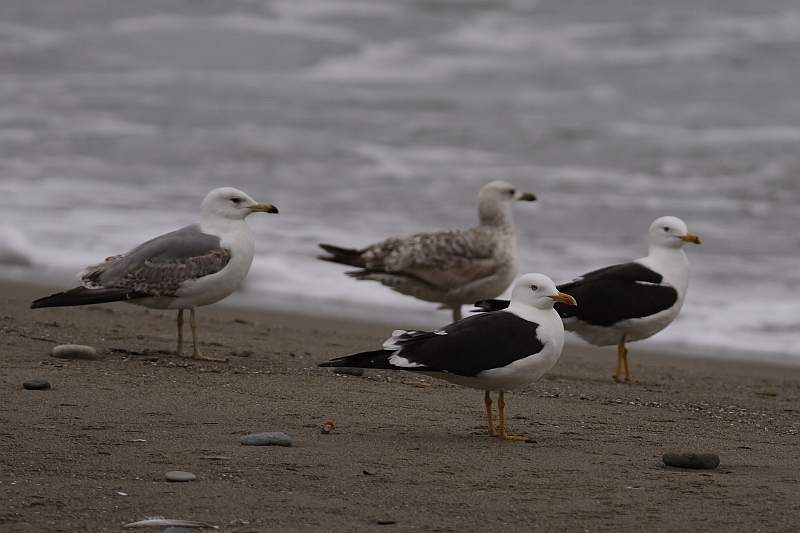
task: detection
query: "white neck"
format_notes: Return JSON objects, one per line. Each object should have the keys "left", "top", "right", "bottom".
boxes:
{"left": 640, "top": 246, "right": 691, "bottom": 295}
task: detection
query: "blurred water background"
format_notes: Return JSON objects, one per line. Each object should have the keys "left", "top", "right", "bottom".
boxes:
{"left": 1, "top": 0, "right": 799, "bottom": 364}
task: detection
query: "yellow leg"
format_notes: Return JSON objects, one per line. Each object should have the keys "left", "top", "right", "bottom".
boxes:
{"left": 621, "top": 343, "right": 633, "bottom": 383}
{"left": 485, "top": 391, "right": 498, "bottom": 437}
{"left": 497, "top": 391, "right": 528, "bottom": 441}
{"left": 614, "top": 337, "right": 636, "bottom": 384}
{"left": 178, "top": 308, "right": 227, "bottom": 362}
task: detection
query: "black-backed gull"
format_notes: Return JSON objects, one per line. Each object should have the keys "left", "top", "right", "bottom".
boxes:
{"left": 476, "top": 216, "right": 701, "bottom": 383}
{"left": 319, "top": 273, "right": 576, "bottom": 441}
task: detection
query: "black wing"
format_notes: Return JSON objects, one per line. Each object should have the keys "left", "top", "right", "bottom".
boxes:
{"left": 320, "top": 312, "right": 544, "bottom": 378}
{"left": 555, "top": 262, "right": 677, "bottom": 326}
{"left": 471, "top": 298, "right": 510, "bottom": 313}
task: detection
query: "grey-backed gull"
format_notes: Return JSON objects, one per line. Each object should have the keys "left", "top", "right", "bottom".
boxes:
{"left": 31, "top": 187, "right": 278, "bottom": 362}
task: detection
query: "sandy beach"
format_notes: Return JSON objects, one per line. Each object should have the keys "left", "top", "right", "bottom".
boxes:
{"left": 1, "top": 280, "right": 799, "bottom": 532}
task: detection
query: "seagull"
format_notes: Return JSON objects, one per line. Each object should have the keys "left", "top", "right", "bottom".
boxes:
{"left": 319, "top": 273, "right": 576, "bottom": 441}
{"left": 31, "top": 187, "right": 278, "bottom": 362}
{"left": 475, "top": 216, "right": 701, "bottom": 383}
{"left": 317, "top": 181, "right": 536, "bottom": 322}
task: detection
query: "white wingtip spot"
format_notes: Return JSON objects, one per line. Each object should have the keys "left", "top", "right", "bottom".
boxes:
{"left": 388, "top": 353, "right": 426, "bottom": 368}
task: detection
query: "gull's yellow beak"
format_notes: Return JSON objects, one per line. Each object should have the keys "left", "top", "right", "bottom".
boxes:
{"left": 680, "top": 232, "right": 701, "bottom": 245}
{"left": 551, "top": 292, "right": 577, "bottom": 306}
{"left": 251, "top": 203, "right": 279, "bottom": 214}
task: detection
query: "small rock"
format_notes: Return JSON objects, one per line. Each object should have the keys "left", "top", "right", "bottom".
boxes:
{"left": 321, "top": 421, "right": 335, "bottom": 434}
{"left": 333, "top": 367, "right": 364, "bottom": 377}
{"left": 164, "top": 471, "right": 197, "bottom": 482}
{"left": 662, "top": 451, "right": 720, "bottom": 469}
{"left": 240, "top": 431, "right": 293, "bottom": 447}
{"left": 52, "top": 344, "right": 100, "bottom": 360}
{"left": 23, "top": 379, "right": 51, "bottom": 390}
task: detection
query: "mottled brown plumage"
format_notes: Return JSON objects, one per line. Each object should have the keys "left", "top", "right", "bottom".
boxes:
{"left": 318, "top": 181, "right": 535, "bottom": 321}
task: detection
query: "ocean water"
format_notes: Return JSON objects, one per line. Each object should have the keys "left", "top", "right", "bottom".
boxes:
{"left": 1, "top": 0, "right": 799, "bottom": 365}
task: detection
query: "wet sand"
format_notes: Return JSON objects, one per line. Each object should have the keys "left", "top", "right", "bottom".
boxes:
{"left": 1, "top": 281, "right": 799, "bottom": 532}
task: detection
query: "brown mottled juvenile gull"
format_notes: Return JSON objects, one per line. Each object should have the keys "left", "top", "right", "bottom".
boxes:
{"left": 31, "top": 187, "right": 278, "bottom": 362}
{"left": 476, "top": 216, "right": 701, "bottom": 383}
{"left": 319, "top": 273, "right": 576, "bottom": 441}
{"left": 317, "top": 181, "right": 536, "bottom": 322}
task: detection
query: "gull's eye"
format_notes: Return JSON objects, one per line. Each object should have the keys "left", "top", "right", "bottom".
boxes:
{"left": 509, "top": 188, "right": 516, "bottom": 196}
{"left": 663, "top": 226, "right": 670, "bottom": 232}
{"left": 231, "top": 196, "right": 241, "bottom": 204}
{"left": 530, "top": 284, "right": 538, "bottom": 291}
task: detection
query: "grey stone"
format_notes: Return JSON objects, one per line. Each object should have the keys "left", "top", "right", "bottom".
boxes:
{"left": 164, "top": 471, "right": 197, "bottom": 482}
{"left": 23, "top": 379, "right": 51, "bottom": 390}
{"left": 662, "top": 451, "right": 720, "bottom": 469}
{"left": 240, "top": 431, "right": 293, "bottom": 447}
{"left": 52, "top": 344, "right": 100, "bottom": 360}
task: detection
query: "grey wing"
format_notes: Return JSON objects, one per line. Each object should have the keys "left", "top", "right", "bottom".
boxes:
{"left": 81, "top": 224, "right": 231, "bottom": 296}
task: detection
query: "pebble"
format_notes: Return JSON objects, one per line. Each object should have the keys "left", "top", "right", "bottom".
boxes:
{"left": 52, "top": 344, "right": 100, "bottom": 360}
{"left": 23, "top": 379, "right": 51, "bottom": 390}
{"left": 240, "top": 431, "right": 293, "bottom": 447}
{"left": 662, "top": 451, "right": 720, "bottom": 470}
{"left": 333, "top": 367, "right": 364, "bottom": 377}
{"left": 321, "top": 421, "right": 335, "bottom": 434}
{"left": 164, "top": 471, "right": 197, "bottom": 482}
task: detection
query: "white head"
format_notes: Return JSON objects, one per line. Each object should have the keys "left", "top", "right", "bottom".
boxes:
{"left": 201, "top": 187, "right": 278, "bottom": 221}
{"left": 510, "top": 273, "right": 577, "bottom": 311}
{"left": 648, "top": 216, "right": 701, "bottom": 250}
{"left": 477, "top": 181, "right": 536, "bottom": 227}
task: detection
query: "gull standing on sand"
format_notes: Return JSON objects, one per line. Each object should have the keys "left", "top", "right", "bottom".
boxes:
{"left": 317, "top": 181, "right": 536, "bottom": 322}
{"left": 31, "top": 187, "right": 278, "bottom": 362}
{"left": 319, "top": 273, "right": 576, "bottom": 441}
{"left": 476, "top": 216, "right": 701, "bottom": 383}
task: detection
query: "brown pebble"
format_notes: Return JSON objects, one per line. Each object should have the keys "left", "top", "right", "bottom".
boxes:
{"left": 662, "top": 451, "right": 720, "bottom": 469}
{"left": 23, "top": 379, "right": 51, "bottom": 390}
{"left": 52, "top": 344, "right": 100, "bottom": 360}
{"left": 321, "top": 421, "right": 335, "bottom": 434}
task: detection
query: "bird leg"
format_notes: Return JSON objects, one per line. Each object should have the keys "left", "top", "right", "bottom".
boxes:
{"left": 484, "top": 391, "right": 528, "bottom": 441}
{"left": 614, "top": 336, "right": 635, "bottom": 384}
{"left": 484, "top": 391, "right": 499, "bottom": 437}
{"left": 177, "top": 308, "right": 227, "bottom": 362}
{"left": 452, "top": 306, "right": 463, "bottom": 322}
{"left": 176, "top": 309, "right": 185, "bottom": 357}
{"left": 497, "top": 391, "right": 528, "bottom": 441}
